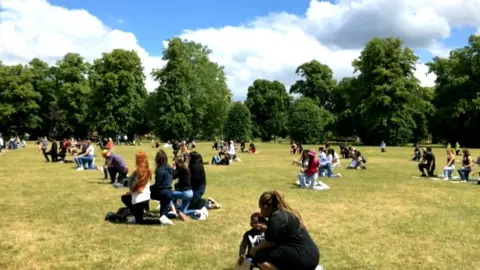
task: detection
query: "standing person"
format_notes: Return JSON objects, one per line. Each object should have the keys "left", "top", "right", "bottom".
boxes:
{"left": 241, "top": 141, "right": 246, "bottom": 153}
{"left": 441, "top": 149, "right": 455, "bottom": 180}
{"left": 46, "top": 138, "right": 58, "bottom": 162}
{"left": 170, "top": 157, "right": 193, "bottom": 221}
{"left": 38, "top": 137, "right": 49, "bottom": 162}
{"left": 150, "top": 149, "right": 174, "bottom": 226}
{"left": 102, "top": 150, "right": 129, "bottom": 184}
{"left": 250, "top": 190, "right": 320, "bottom": 270}
{"left": 418, "top": 147, "right": 436, "bottom": 177}
{"left": 121, "top": 152, "right": 151, "bottom": 224}
{"left": 458, "top": 149, "right": 473, "bottom": 182}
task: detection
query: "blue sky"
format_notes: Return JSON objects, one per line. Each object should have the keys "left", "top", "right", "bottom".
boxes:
{"left": 49, "top": 0, "right": 475, "bottom": 63}
{"left": 1, "top": 0, "right": 478, "bottom": 99}
{"left": 50, "top": 0, "right": 313, "bottom": 56}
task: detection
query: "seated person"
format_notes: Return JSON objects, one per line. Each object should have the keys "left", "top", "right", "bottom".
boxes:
{"left": 211, "top": 152, "right": 230, "bottom": 165}
{"left": 238, "top": 213, "right": 267, "bottom": 269}
{"left": 249, "top": 142, "right": 256, "bottom": 154}
{"left": 347, "top": 149, "right": 366, "bottom": 170}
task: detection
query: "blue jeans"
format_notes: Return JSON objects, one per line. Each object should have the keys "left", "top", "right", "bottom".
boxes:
{"left": 79, "top": 155, "right": 94, "bottom": 169}
{"left": 442, "top": 166, "right": 454, "bottom": 179}
{"left": 458, "top": 168, "right": 471, "bottom": 181}
{"left": 171, "top": 190, "right": 193, "bottom": 212}
{"left": 319, "top": 163, "right": 333, "bottom": 177}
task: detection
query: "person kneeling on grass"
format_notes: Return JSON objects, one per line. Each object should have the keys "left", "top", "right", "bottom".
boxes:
{"left": 249, "top": 190, "right": 320, "bottom": 270}
{"left": 249, "top": 142, "right": 257, "bottom": 154}
{"left": 297, "top": 150, "right": 330, "bottom": 191}
{"left": 418, "top": 147, "right": 435, "bottom": 177}
{"left": 237, "top": 213, "right": 267, "bottom": 270}
{"left": 102, "top": 150, "right": 129, "bottom": 185}
{"left": 120, "top": 152, "right": 151, "bottom": 224}
{"left": 347, "top": 149, "right": 367, "bottom": 170}
{"left": 319, "top": 149, "right": 341, "bottom": 178}
{"left": 74, "top": 140, "right": 95, "bottom": 170}
{"left": 169, "top": 157, "right": 193, "bottom": 222}
{"left": 458, "top": 149, "right": 473, "bottom": 182}
{"left": 440, "top": 149, "right": 455, "bottom": 181}
{"left": 150, "top": 149, "right": 175, "bottom": 226}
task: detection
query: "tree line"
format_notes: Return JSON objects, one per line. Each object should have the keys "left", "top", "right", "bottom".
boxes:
{"left": 1, "top": 35, "right": 479, "bottom": 146}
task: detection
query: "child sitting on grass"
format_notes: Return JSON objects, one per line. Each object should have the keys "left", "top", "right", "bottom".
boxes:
{"left": 237, "top": 213, "right": 267, "bottom": 269}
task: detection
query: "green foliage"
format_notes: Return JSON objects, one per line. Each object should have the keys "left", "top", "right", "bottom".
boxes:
{"left": 352, "top": 37, "right": 427, "bottom": 145}
{"left": 427, "top": 35, "right": 480, "bottom": 146}
{"left": 0, "top": 64, "right": 41, "bottom": 134}
{"left": 245, "top": 79, "right": 290, "bottom": 141}
{"left": 54, "top": 53, "right": 92, "bottom": 138}
{"left": 152, "top": 38, "right": 231, "bottom": 141}
{"left": 224, "top": 102, "right": 252, "bottom": 142}
{"left": 89, "top": 49, "right": 147, "bottom": 137}
{"left": 288, "top": 97, "right": 334, "bottom": 144}
{"left": 290, "top": 60, "right": 336, "bottom": 107}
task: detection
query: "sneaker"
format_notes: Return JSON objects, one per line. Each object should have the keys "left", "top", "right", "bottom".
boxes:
{"left": 126, "top": 216, "right": 136, "bottom": 224}
{"left": 461, "top": 180, "right": 467, "bottom": 183}
{"left": 201, "top": 206, "right": 209, "bottom": 218}
{"left": 167, "top": 211, "right": 177, "bottom": 219}
{"left": 442, "top": 177, "right": 449, "bottom": 181}
{"left": 76, "top": 167, "right": 84, "bottom": 171}
{"left": 159, "top": 215, "right": 174, "bottom": 226}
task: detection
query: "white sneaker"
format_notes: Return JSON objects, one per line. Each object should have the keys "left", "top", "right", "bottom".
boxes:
{"left": 201, "top": 206, "right": 208, "bottom": 218}
{"left": 76, "top": 167, "right": 84, "bottom": 171}
{"left": 442, "top": 177, "right": 449, "bottom": 181}
{"left": 126, "top": 216, "right": 136, "bottom": 224}
{"left": 159, "top": 215, "right": 174, "bottom": 226}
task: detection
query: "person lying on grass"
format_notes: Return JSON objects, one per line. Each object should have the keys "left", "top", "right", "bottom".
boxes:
{"left": 238, "top": 212, "right": 267, "bottom": 269}
{"left": 249, "top": 190, "right": 320, "bottom": 270}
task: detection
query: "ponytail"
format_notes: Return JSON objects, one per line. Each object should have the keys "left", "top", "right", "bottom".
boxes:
{"left": 259, "top": 190, "right": 305, "bottom": 229}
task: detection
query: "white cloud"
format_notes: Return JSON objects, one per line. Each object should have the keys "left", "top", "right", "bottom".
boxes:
{"left": 0, "top": 0, "right": 163, "bottom": 91}
{"left": 1, "top": 0, "right": 479, "bottom": 100}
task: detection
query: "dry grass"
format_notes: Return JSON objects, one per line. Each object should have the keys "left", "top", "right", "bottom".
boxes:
{"left": 0, "top": 144, "right": 479, "bottom": 270}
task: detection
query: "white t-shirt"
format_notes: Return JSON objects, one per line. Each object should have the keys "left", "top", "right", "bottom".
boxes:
{"left": 0, "top": 137, "right": 3, "bottom": 146}
{"left": 86, "top": 145, "right": 94, "bottom": 156}
{"left": 131, "top": 184, "right": 151, "bottom": 204}
{"left": 228, "top": 143, "right": 236, "bottom": 155}
{"left": 319, "top": 152, "right": 328, "bottom": 166}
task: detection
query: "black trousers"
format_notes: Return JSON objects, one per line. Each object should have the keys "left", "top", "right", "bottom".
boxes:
{"left": 419, "top": 163, "right": 435, "bottom": 176}
{"left": 42, "top": 148, "right": 50, "bottom": 162}
{"left": 151, "top": 189, "right": 173, "bottom": 217}
{"left": 108, "top": 167, "right": 128, "bottom": 184}
{"left": 121, "top": 194, "right": 159, "bottom": 225}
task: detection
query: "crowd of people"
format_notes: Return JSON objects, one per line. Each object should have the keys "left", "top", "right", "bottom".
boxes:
{"left": 413, "top": 145, "right": 480, "bottom": 184}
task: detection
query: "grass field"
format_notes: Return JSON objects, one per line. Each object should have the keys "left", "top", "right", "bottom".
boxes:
{"left": 1, "top": 143, "right": 479, "bottom": 270}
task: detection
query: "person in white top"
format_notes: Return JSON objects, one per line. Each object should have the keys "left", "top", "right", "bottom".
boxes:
{"left": 319, "top": 147, "right": 341, "bottom": 178}
{"left": 75, "top": 140, "right": 95, "bottom": 170}
{"left": 0, "top": 135, "right": 3, "bottom": 153}
{"left": 121, "top": 152, "right": 152, "bottom": 224}
{"left": 228, "top": 140, "right": 240, "bottom": 162}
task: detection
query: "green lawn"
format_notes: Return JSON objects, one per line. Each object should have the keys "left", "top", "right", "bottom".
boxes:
{"left": 0, "top": 143, "right": 479, "bottom": 270}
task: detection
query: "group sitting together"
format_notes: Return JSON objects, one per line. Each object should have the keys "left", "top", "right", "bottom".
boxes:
{"left": 106, "top": 149, "right": 221, "bottom": 225}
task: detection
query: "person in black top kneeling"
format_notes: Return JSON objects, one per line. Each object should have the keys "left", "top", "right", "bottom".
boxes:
{"left": 418, "top": 147, "right": 436, "bottom": 177}
{"left": 250, "top": 190, "right": 320, "bottom": 270}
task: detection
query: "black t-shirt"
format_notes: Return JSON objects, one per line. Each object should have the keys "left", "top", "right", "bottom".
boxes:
{"left": 425, "top": 152, "right": 435, "bottom": 165}
{"left": 240, "top": 229, "right": 265, "bottom": 257}
{"left": 265, "top": 210, "right": 318, "bottom": 255}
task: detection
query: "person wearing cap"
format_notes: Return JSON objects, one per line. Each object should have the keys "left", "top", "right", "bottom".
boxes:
{"left": 102, "top": 150, "right": 129, "bottom": 184}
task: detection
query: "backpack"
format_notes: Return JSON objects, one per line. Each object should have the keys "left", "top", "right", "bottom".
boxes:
{"left": 104, "top": 207, "right": 131, "bottom": 223}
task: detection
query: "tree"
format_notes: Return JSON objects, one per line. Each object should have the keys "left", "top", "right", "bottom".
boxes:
{"left": 329, "top": 77, "right": 358, "bottom": 138}
{"left": 54, "top": 53, "right": 91, "bottom": 138}
{"left": 290, "top": 60, "right": 336, "bottom": 108}
{"left": 245, "top": 79, "right": 290, "bottom": 141}
{"left": 224, "top": 102, "right": 252, "bottom": 142}
{"left": 152, "top": 38, "right": 231, "bottom": 141}
{"left": 288, "top": 97, "right": 334, "bottom": 144}
{"left": 89, "top": 49, "right": 147, "bottom": 137}
{"left": 28, "top": 58, "right": 58, "bottom": 136}
{"left": 0, "top": 64, "right": 41, "bottom": 135}
{"left": 352, "top": 37, "right": 428, "bottom": 145}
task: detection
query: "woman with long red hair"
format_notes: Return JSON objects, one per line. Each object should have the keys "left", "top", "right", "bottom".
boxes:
{"left": 121, "top": 151, "right": 151, "bottom": 224}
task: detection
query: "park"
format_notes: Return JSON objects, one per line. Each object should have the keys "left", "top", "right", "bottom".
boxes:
{"left": 0, "top": 142, "right": 479, "bottom": 269}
